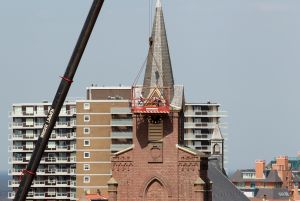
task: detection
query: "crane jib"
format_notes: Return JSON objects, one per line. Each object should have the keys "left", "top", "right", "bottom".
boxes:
{"left": 13, "top": 0, "right": 105, "bottom": 200}
{"left": 40, "top": 108, "right": 54, "bottom": 138}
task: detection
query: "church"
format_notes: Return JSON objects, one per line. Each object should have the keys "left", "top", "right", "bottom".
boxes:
{"left": 107, "top": 0, "right": 212, "bottom": 200}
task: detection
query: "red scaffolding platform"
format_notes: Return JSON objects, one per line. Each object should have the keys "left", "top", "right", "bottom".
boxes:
{"left": 131, "top": 86, "right": 170, "bottom": 114}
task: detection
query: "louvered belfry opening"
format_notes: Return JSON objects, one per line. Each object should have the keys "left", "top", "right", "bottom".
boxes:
{"left": 148, "top": 120, "right": 163, "bottom": 141}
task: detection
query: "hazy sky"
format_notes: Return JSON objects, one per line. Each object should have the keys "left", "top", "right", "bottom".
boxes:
{"left": 1, "top": 0, "right": 300, "bottom": 172}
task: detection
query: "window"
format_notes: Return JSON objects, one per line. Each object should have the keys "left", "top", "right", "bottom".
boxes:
{"left": 213, "top": 144, "right": 221, "bottom": 154}
{"left": 83, "top": 176, "right": 90, "bottom": 183}
{"left": 26, "top": 118, "right": 34, "bottom": 126}
{"left": 25, "top": 130, "right": 34, "bottom": 138}
{"left": 48, "top": 177, "right": 56, "bottom": 184}
{"left": 84, "top": 152, "right": 90, "bottom": 158}
{"left": 84, "top": 103, "right": 90, "bottom": 110}
{"left": 84, "top": 140, "right": 90, "bottom": 147}
{"left": 84, "top": 127, "right": 90, "bottom": 134}
{"left": 83, "top": 164, "right": 90, "bottom": 171}
{"left": 26, "top": 107, "right": 34, "bottom": 114}
{"left": 84, "top": 115, "right": 90, "bottom": 122}
{"left": 36, "top": 106, "right": 44, "bottom": 115}
{"left": 26, "top": 142, "right": 34, "bottom": 149}
{"left": 59, "top": 106, "right": 66, "bottom": 115}
{"left": 48, "top": 188, "right": 56, "bottom": 196}
{"left": 26, "top": 153, "right": 32, "bottom": 161}
{"left": 48, "top": 141, "right": 56, "bottom": 149}
{"left": 14, "top": 106, "right": 22, "bottom": 115}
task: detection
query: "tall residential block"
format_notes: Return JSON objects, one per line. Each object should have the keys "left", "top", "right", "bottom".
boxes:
{"left": 75, "top": 86, "right": 132, "bottom": 197}
{"left": 8, "top": 102, "right": 77, "bottom": 200}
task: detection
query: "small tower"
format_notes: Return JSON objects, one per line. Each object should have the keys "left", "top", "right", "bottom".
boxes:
{"left": 211, "top": 125, "right": 224, "bottom": 170}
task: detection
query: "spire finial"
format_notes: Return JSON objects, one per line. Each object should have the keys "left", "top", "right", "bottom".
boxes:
{"left": 156, "top": 0, "right": 162, "bottom": 8}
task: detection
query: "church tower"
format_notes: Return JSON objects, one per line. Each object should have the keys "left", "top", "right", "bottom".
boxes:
{"left": 109, "top": 1, "right": 211, "bottom": 200}
{"left": 210, "top": 125, "right": 225, "bottom": 171}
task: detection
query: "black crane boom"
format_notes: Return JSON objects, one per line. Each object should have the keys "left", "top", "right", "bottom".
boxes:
{"left": 14, "top": 1, "right": 105, "bottom": 200}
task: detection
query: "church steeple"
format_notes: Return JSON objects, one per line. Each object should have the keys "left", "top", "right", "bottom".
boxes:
{"left": 143, "top": 0, "right": 174, "bottom": 89}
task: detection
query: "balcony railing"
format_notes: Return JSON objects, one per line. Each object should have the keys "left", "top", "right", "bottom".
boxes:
{"left": 9, "top": 179, "right": 72, "bottom": 187}
{"left": 111, "top": 107, "right": 131, "bottom": 114}
{"left": 184, "top": 133, "right": 209, "bottom": 140}
{"left": 111, "top": 144, "right": 132, "bottom": 151}
{"left": 10, "top": 109, "right": 76, "bottom": 117}
{"left": 111, "top": 119, "right": 132, "bottom": 126}
{"left": 184, "top": 110, "right": 227, "bottom": 117}
{"left": 9, "top": 156, "right": 76, "bottom": 163}
{"left": 9, "top": 144, "right": 76, "bottom": 152}
{"left": 111, "top": 132, "right": 132, "bottom": 138}
{"left": 9, "top": 122, "right": 76, "bottom": 129}
{"left": 8, "top": 191, "right": 74, "bottom": 199}
{"left": 184, "top": 122, "right": 219, "bottom": 128}
{"left": 9, "top": 132, "right": 76, "bottom": 141}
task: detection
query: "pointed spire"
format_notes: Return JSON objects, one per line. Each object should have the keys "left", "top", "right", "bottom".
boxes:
{"left": 212, "top": 125, "right": 223, "bottom": 140}
{"left": 143, "top": 0, "right": 174, "bottom": 91}
{"left": 156, "top": 0, "right": 162, "bottom": 8}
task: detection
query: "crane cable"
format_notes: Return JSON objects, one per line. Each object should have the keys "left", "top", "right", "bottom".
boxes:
{"left": 132, "top": 0, "right": 153, "bottom": 86}
{"left": 133, "top": 0, "right": 164, "bottom": 87}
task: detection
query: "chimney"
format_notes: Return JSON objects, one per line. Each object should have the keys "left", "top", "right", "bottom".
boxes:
{"left": 276, "top": 156, "right": 288, "bottom": 170}
{"left": 255, "top": 160, "right": 265, "bottom": 179}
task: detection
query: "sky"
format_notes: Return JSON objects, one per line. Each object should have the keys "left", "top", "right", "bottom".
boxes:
{"left": 1, "top": 0, "right": 300, "bottom": 172}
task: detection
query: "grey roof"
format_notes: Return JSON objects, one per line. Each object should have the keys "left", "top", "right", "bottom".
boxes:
{"left": 230, "top": 169, "right": 282, "bottom": 183}
{"left": 255, "top": 188, "right": 290, "bottom": 200}
{"left": 211, "top": 125, "right": 223, "bottom": 140}
{"left": 264, "top": 170, "right": 282, "bottom": 182}
{"left": 208, "top": 161, "right": 250, "bottom": 201}
{"left": 143, "top": 1, "right": 174, "bottom": 90}
{"left": 170, "top": 85, "right": 184, "bottom": 110}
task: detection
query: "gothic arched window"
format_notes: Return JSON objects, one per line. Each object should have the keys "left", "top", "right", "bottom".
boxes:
{"left": 213, "top": 144, "right": 221, "bottom": 154}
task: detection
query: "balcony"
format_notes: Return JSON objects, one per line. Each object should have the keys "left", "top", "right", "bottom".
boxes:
{"left": 184, "top": 122, "right": 217, "bottom": 129}
{"left": 111, "top": 132, "right": 132, "bottom": 138}
{"left": 111, "top": 144, "right": 132, "bottom": 151}
{"left": 8, "top": 192, "right": 15, "bottom": 199}
{"left": 111, "top": 107, "right": 131, "bottom": 114}
{"left": 111, "top": 119, "right": 132, "bottom": 126}
{"left": 9, "top": 122, "right": 25, "bottom": 129}
{"left": 9, "top": 156, "right": 76, "bottom": 164}
{"left": 184, "top": 133, "right": 209, "bottom": 140}
{"left": 35, "top": 168, "right": 75, "bottom": 175}
{"left": 9, "top": 121, "right": 76, "bottom": 129}
{"left": 184, "top": 110, "right": 227, "bottom": 117}
{"left": 194, "top": 145, "right": 211, "bottom": 152}
{"left": 8, "top": 144, "right": 76, "bottom": 152}
{"left": 9, "top": 132, "right": 76, "bottom": 141}
{"left": 9, "top": 179, "right": 72, "bottom": 187}
{"left": 10, "top": 109, "right": 76, "bottom": 117}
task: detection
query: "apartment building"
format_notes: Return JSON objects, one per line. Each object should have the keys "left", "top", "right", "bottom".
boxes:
{"left": 8, "top": 89, "right": 226, "bottom": 200}
{"left": 184, "top": 103, "right": 227, "bottom": 170}
{"left": 8, "top": 101, "right": 77, "bottom": 200}
{"left": 75, "top": 86, "right": 132, "bottom": 198}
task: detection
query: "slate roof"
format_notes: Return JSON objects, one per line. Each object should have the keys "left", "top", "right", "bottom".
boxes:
{"left": 230, "top": 169, "right": 282, "bottom": 183}
{"left": 211, "top": 125, "right": 223, "bottom": 140}
{"left": 143, "top": 0, "right": 174, "bottom": 92}
{"left": 208, "top": 160, "right": 250, "bottom": 201}
{"left": 255, "top": 188, "right": 290, "bottom": 200}
{"left": 141, "top": 0, "right": 184, "bottom": 109}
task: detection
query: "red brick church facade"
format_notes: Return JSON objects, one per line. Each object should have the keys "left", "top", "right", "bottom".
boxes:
{"left": 107, "top": 1, "right": 212, "bottom": 200}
